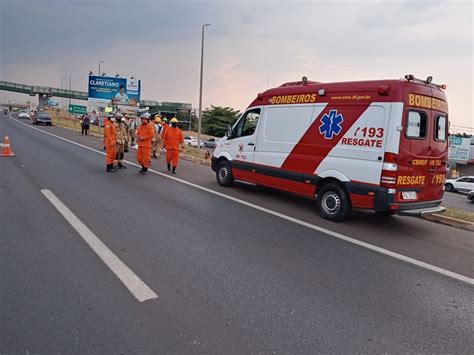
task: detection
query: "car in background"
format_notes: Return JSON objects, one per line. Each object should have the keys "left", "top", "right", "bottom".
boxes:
{"left": 444, "top": 176, "right": 474, "bottom": 193}
{"left": 18, "top": 110, "right": 30, "bottom": 119}
{"left": 32, "top": 111, "right": 52, "bottom": 126}
{"left": 203, "top": 137, "right": 218, "bottom": 148}
{"left": 184, "top": 136, "right": 198, "bottom": 147}
{"left": 468, "top": 191, "right": 474, "bottom": 203}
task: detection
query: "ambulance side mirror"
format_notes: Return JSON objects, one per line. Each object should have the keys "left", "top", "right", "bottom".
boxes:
{"left": 227, "top": 125, "right": 233, "bottom": 138}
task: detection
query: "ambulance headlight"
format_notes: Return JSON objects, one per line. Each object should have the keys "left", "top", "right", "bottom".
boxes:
{"left": 318, "top": 89, "right": 326, "bottom": 96}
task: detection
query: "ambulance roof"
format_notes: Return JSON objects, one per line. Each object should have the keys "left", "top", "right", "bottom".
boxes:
{"left": 248, "top": 78, "right": 447, "bottom": 109}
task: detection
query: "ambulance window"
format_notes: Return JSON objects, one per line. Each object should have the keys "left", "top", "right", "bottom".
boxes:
{"left": 233, "top": 109, "right": 260, "bottom": 138}
{"left": 406, "top": 111, "right": 427, "bottom": 139}
{"left": 435, "top": 115, "right": 447, "bottom": 141}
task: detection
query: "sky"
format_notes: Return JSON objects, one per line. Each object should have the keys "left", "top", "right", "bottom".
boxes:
{"left": 0, "top": 0, "right": 472, "bottom": 130}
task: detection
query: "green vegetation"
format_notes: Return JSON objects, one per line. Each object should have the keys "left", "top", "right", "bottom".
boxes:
{"left": 441, "top": 207, "right": 474, "bottom": 223}
{"left": 202, "top": 105, "right": 240, "bottom": 137}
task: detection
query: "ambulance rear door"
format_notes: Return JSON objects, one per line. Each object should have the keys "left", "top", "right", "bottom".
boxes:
{"left": 397, "top": 91, "right": 448, "bottom": 203}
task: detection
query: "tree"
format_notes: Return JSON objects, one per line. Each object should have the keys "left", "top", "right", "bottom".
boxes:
{"left": 202, "top": 105, "right": 240, "bottom": 137}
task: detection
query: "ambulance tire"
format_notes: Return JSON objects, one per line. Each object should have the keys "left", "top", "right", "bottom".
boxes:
{"left": 316, "top": 183, "right": 352, "bottom": 222}
{"left": 216, "top": 160, "right": 234, "bottom": 187}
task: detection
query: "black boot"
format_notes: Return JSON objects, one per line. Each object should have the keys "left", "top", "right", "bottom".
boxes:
{"left": 140, "top": 167, "right": 148, "bottom": 175}
{"left": 153, "top": 153, "right": 157, "bottom": 159}
{"left": 118, "top": 162, "right": 127, "bottom": 169}
{"left": 167, "top": 163, "right": 171, "bottom": 172}
{"left": 138, "top": 165, "right": 145, "bottom": 173}
{"left": 106, "top": 164, "right": 117, "bottom": 172}
{"left": 172, "top": 166, "right": 177, "bottom": 174}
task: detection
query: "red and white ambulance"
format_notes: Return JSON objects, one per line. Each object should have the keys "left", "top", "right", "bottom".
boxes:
{"left": 211, "top": 75, "right": 448, "bottom": 221}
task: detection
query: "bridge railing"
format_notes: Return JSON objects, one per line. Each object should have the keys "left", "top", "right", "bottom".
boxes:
{"left": 0, "top": 80, "right": 34, "bottom": 93}
{"left": 1, "top": 80, "right": 193, "bottom": 109}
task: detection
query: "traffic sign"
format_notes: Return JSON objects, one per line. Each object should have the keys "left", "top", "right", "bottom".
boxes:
{"left": 68, "top": 104, "right": 87, "bottom": 115}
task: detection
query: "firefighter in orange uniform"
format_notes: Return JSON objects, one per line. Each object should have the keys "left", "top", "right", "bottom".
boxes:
{"left": 162, "top": 117, "right": 184, "bottom": 174}
{"left": 136, "top": 113, "right": 155, "bottom": 175}
{"left": 160, "top": 117, "right": 169, "bottom": 140}
{"left": 104, "top": 114, "right": 117, "bottom": 172}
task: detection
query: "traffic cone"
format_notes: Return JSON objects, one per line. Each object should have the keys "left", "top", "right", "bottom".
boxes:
{"left": 0, "top": 136, "right": 15, "bottom": 157}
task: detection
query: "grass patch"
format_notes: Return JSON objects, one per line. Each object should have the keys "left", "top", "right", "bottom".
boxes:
{"left": 441, "top": 207, "right": 474, "bottom": 223}
{"left": 182, "top": 145, "right": 212, "bottom": 163}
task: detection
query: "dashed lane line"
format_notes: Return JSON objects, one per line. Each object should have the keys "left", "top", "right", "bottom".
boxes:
{"left": 41, "top": 189, "right": 158, "bottom": 302}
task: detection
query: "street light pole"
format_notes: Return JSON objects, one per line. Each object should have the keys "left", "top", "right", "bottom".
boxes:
{"left": 68, "top": 74, "right": 72, "bottom": 109}
{"left": 61, "top": 78, "right": 65, "bottom": 109}
{"left": 198, "top": 23, "right": 210, "bottom": 151}
{"left": 99, "top": 60, "right": 104, "bottom": 76}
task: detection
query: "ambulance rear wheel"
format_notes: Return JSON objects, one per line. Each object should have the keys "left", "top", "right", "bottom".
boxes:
{"left": 316, "top": 183, "right": 352, "bottom": 222}
{"left": 216, "top": 160, "right": 234, "bottom": 187}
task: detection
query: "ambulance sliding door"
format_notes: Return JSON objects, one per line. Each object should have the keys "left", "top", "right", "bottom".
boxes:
{"left": 254, "top": 104, "right": 320, "bottom": 168}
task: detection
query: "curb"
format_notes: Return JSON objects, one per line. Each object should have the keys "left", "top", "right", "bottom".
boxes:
{"left": 422, "top": 213, "right": 474, "bottom": 232}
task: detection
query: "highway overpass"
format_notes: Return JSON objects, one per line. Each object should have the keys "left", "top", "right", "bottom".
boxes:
{"left": 0, "top": 80, "right": 192, "bottom": 114}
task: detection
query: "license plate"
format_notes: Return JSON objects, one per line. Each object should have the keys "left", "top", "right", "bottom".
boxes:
{"left": 402, "top": 191, "right": 417, "bottom": 200}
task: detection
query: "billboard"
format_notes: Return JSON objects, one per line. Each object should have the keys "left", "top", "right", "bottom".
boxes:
{"left": 448, "top": 136, "right": 470, "bottom": 164}
{"left": 88, "top": 75, "right": 141, "bottom": 107}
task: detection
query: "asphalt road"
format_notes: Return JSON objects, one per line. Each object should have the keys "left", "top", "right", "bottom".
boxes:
{"left": 443, "top": 191, "right": 474, "bottom": 211}
{"left": 1, "top": 112, "right": 473, "bottom": 354}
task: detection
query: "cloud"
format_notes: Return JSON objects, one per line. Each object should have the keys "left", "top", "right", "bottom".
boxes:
{"left": 0, "top": 0, "right": 472, "bottom": 128}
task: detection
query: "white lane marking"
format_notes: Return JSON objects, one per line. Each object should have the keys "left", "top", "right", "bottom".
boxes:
{"left": 12, "top": 116, "right": 474, "bottom": 285}
{"left": 41, "top": 189, "right": 158, "bottom": 302}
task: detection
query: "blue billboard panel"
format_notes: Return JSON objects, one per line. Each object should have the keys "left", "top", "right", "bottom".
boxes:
{"left": 88, "top": 75, "right": 141, "bottom": 107}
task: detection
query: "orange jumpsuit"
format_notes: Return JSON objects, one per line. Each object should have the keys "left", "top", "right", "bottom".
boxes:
{"left": 162, "top": 126, "right": 184, "bottom": 167}
{"left": 136, "top": 122, "right": 155, "bottom": 168}
{"left": 104, "top": 118, "right": 116, "bottom": 165}
{"left": 160, "top": 122, "right": 169, "bottom": 140}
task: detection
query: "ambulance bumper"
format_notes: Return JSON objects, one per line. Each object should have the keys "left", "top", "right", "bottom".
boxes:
{"left": 397, "top": 205, "right": 446, "bottom": 216}
{"left": 393, "top": 199, "right": 445, "bottom": 216}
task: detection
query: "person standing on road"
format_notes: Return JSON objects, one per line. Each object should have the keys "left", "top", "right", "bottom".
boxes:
{"left": 104, "top": 114, "right": 117, "bottom": 172}
{"left": 81, "top": 114, "right": 90, "bottom": 136}
{"left": 160, "top": 117, "right": 169, "bottom": 140}
{"left": 123, "top": 115, "right": 130, "bottom": 152}
{"left": 127, "top": 115, "right": 136, "bottom": 146}
{"left": 136, "top": 113, "right": 155, "bottom": 175}
{"left": 162, "top": 117, "right": 184, "bottom": 174}
{"left": 114, "top": 114, "right": 127, "bottom": 169}
{"left": 152, "top": 115, "right": 163, "bottom": 159}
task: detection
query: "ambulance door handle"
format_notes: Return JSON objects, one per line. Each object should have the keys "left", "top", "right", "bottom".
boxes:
{"left": 247, "top": 142, "right": 255, "bottom": 146}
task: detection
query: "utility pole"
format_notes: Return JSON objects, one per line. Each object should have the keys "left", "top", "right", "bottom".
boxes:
{"left": 60, "top": 78, "right": 65, "bottom": 109}
{"left": 68, "top": 74, "right": 72, "bottom": 109}
{"left": 99, "top": 60, "right": 104, "bottom": 76}
{"left": 198, "top": 23, "right": 211, "bottom": 150}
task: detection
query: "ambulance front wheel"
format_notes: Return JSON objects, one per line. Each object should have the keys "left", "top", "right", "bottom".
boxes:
{"left": 316, "top": 183, "right": 352, "bottom": 222}
{"left": 216, "top": 160, "right": 234, "bottom": 187}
